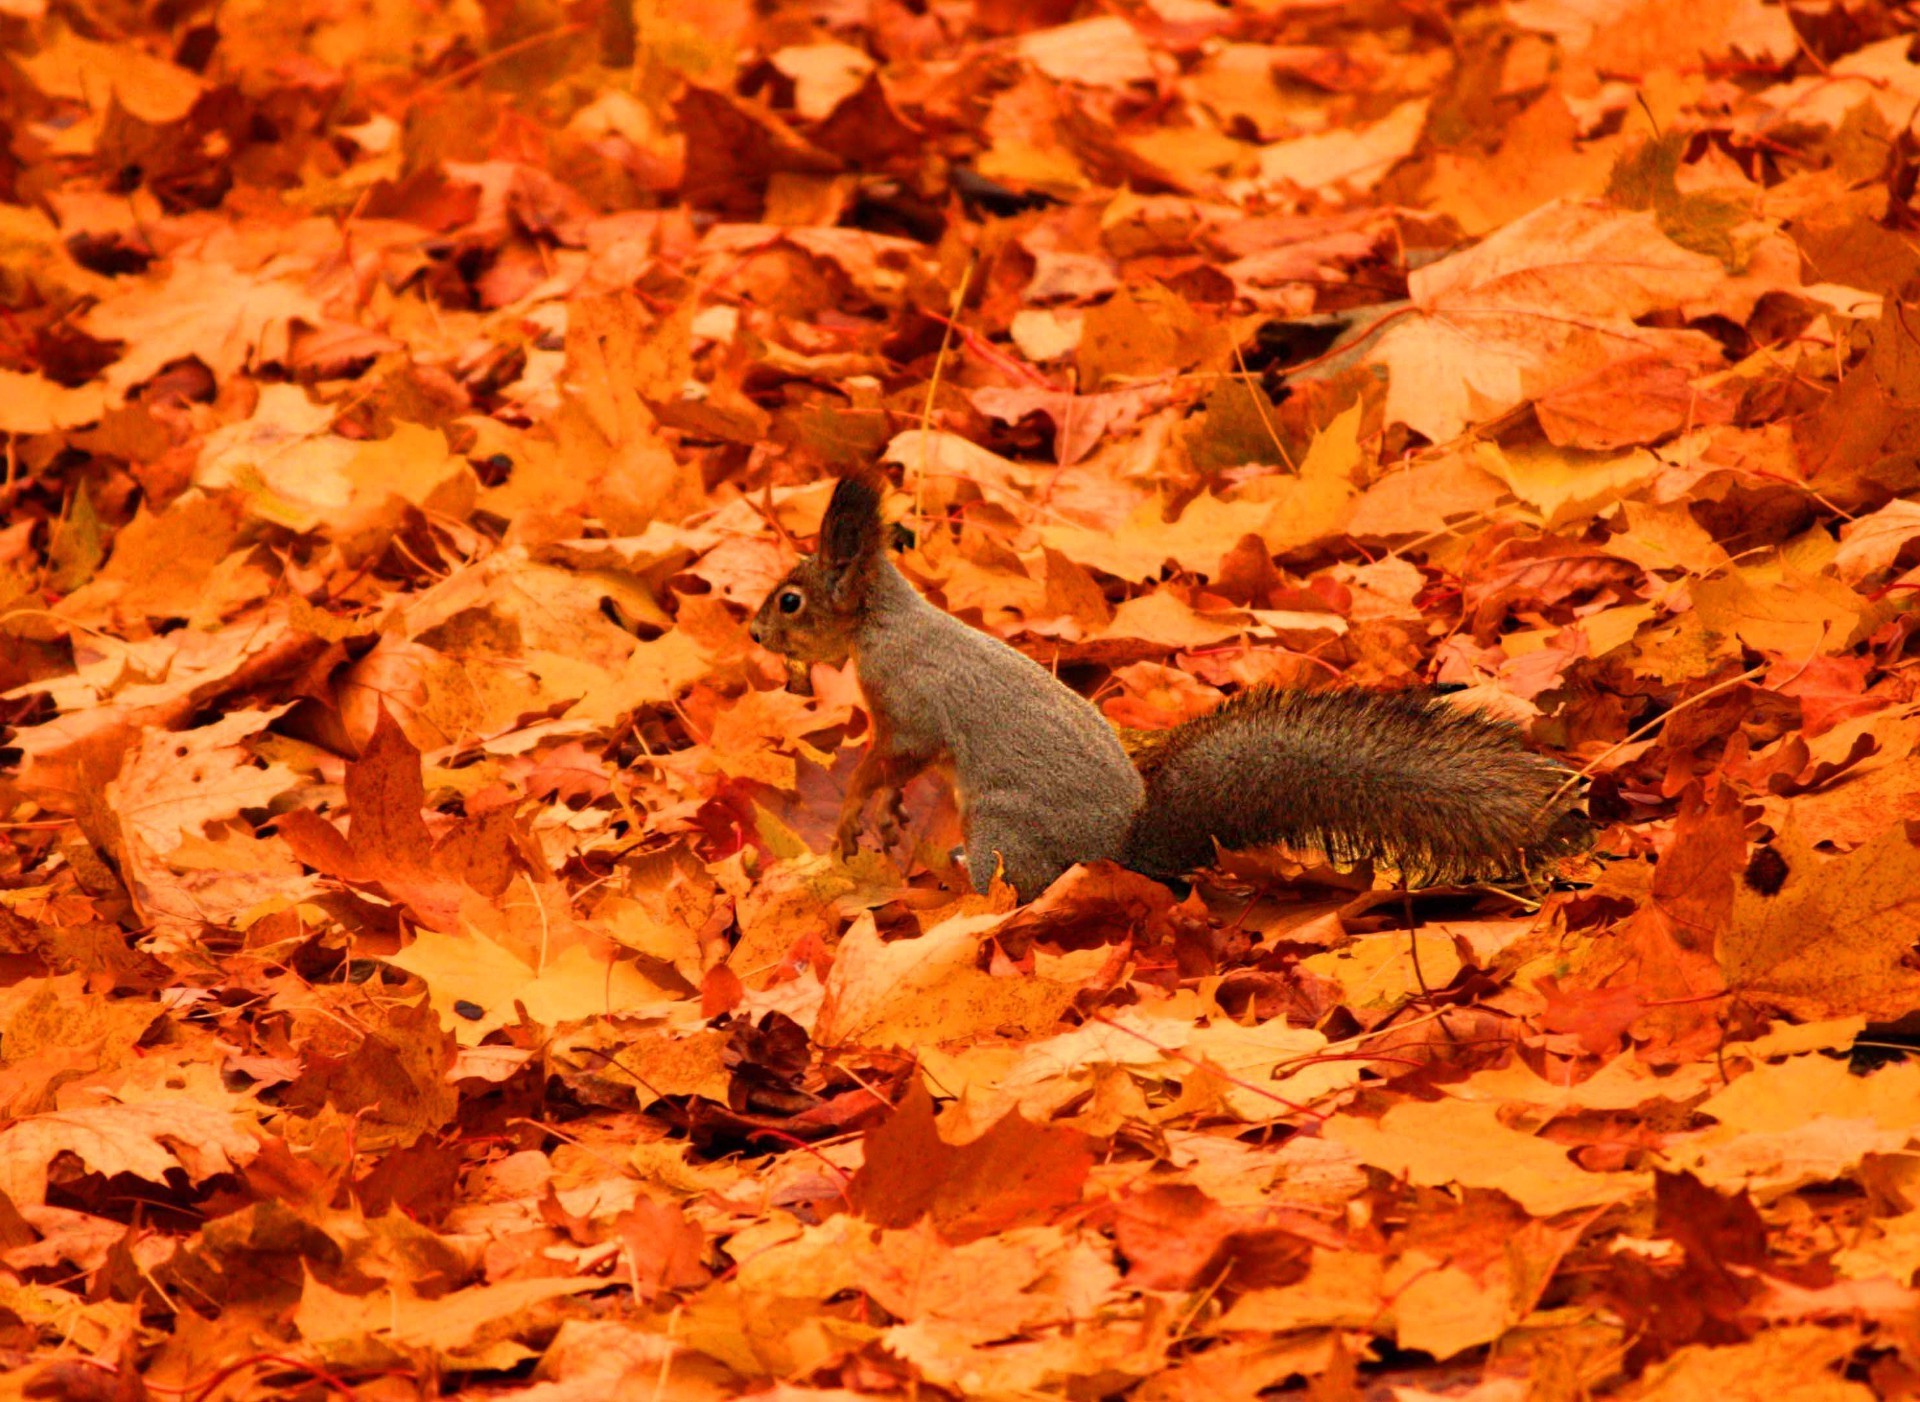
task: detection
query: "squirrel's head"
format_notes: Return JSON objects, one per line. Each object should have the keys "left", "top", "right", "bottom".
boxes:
{"left": 750, "top": 473, "right": 885, "bottom": 674}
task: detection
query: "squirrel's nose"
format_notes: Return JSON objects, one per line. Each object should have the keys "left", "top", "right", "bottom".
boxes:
{"left": 749, "top": 621, "right": 764, "bottom": 645}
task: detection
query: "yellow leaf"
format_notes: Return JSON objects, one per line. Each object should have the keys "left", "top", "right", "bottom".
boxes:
{"left": 1101, "top": 591, "right": 1249, "bottom": 649}
{"left": 1366, "top": 201, "right": 1730, "bottom": 442}
{"left": 1608, "top": 498, "right": 1731, "bottom": 576}
{"left": 1235, "top": 397, "right": 1363, "bottom": 550}
{"left": 1480, "top": 441, "right": 1660, "bottom": 529}
{"left": 1388, "top": 1257, "right": 1512, "bottom": 1360}
{"left": 816, "top": 911, "right": 1082, "bottom": 1049}
{"left": 556, "top": 1024, "right": 731, "bottom": 1103}
{"left": 197, "top": 394, "right": 477, "bottom": 547}
{"left": 1221, "top": 1248, "right": 1385, "bottom": 1332}
{"left": 387, "top": 930, "right": 681, "bottom": 1045}
{"left": 1722, "top": 819, "right": 1920, "bottom": 1021}
{"left": 1350, "top": 442, "right": 1509, "bottom": 537}
{"left": 1835, "top": 498, "right": 1920, "bottom": 583}
{"left": 1325, "top": 1096, "right": 1647, "bottom": 1216}
{"left": 1692, "top": 562, "right": 1860, "bottom": 657}
{"left": 109, "top": 705, "right": 297, "bottom": 859}
{"left": 1630, "top": 1325, "right": 1868, "bottom": 1401}
{"left": 0, "top": 1101, "right": 258, "bottom": 1207}
{"left": 1041, "top": 494, "right": 1270, "bottom": 583}
{"left": 85, "top": 257, "right": 324, "bottom": 396}
{"left": 1669, "top": 1054, "right": 1920, "bottom": 1196}
{"left": 768, "top": 42, "right": 875, "bottom": 119}
{"left": 19, "top": 23, "right": 205, "bottom": 124}
{"left": 1580, "top": 602, "right": 1656, "bottom": 656}
{"left": 0, "top": 370, "right": 106, "bottom": 435}
{"left": 1301, "top": 932, "right": 1464, "bottom": 1018}
{"left": 1257, "top": 98, "right": 1429, "bottom": 193}
{"left": 1017, "top": 17, "right": 1154, "bottom": 88}
{"left": 295, "top": 1271, "right": 598, "bottom": 1369}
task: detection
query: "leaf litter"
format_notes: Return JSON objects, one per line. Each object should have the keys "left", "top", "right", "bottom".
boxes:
{"left": 1, "top": 0, "right": 1919, "bottom": 1398}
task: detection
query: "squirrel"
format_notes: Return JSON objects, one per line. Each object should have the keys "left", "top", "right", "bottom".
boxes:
{"left": 747, "top": 473, "right": 1592, "bottom": 901}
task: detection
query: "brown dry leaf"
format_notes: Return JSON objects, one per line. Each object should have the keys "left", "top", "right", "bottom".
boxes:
{"left": 278, "top": 709, "right": 516, "bottom": 932}
{"left": 849, "top": 1082, "right": 1094, "bottom": 1243}
{"left": 1534, "top": 346, "right": 1737, "bottom": 450}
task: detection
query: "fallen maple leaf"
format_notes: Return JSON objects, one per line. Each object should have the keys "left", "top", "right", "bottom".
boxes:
{"left": 0, "top": 1101, "right": 259, "bottom": 1207}
{"left": 1365, "top": 200, "right": 1731, "bottom": 443}
{"left": 848, "top": 1082, "right": 1094, "bottom": 1244}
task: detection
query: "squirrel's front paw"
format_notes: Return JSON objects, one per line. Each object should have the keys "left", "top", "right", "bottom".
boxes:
{"left": 870, "top": 793, "right": 909, "bottom": 852}
{"left": 833, "top": 791, "right": 908, "bottom": 861}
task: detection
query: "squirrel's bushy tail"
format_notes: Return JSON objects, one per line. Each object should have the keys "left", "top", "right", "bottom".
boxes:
{"left": 1119, "top": 687, "right": 1591, "bottom": 885}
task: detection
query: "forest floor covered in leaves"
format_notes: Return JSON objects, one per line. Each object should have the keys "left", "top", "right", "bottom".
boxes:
{"left": 4, "top": 0, "right": 1920, "bottom": 1397}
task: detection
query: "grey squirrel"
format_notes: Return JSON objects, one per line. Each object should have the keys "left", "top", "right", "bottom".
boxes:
{"left": 748, "top": 474, "right": 1591, "bottom": 900}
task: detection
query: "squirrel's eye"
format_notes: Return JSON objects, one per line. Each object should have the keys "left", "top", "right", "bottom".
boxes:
{"left": 779, "top": 590, "right": 803, "bottom": 614}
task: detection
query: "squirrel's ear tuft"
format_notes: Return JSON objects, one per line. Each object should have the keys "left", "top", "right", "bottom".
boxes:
{"left": 819, "top": 473, "right": 884, "bottom": 593}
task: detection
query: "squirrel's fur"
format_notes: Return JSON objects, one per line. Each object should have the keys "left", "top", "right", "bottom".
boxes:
{"left": 1120, "top": 687, "right": 1591, "bottom": 885}
{"left": 750, "top": 474, "right": 1591, "bottom": 900}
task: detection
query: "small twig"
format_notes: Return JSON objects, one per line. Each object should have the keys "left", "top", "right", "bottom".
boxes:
{"left": 915, "top": 252, "right": 979, "bottom": 527}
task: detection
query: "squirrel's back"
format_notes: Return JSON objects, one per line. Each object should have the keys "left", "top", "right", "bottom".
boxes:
{"left": 857, "top": 567, "right": 1144, "bottom": 887}
{"left": 1120, "top": 687, "right": 1591, "bottom": 884}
